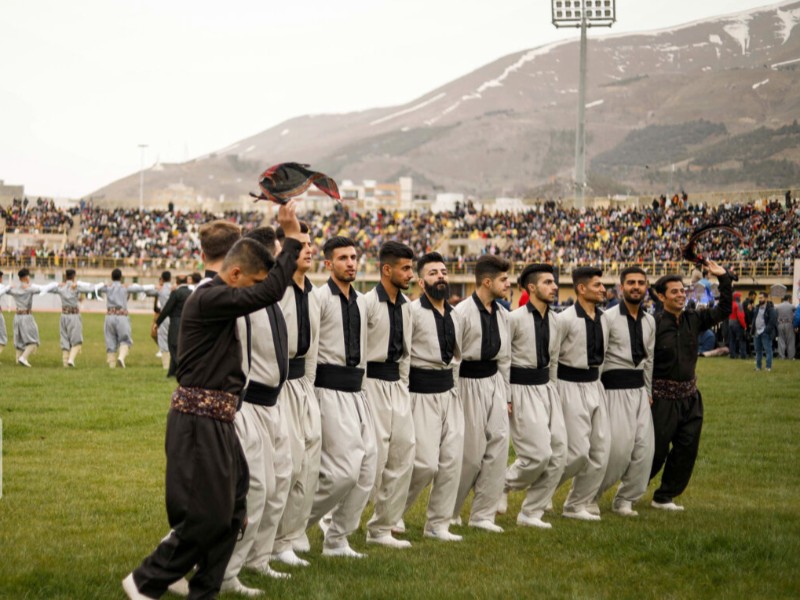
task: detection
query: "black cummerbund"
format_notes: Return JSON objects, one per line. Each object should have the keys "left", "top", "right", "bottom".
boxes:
{"left": 315, "top": 364, "right": 365, "bottom": 392}
{"left": 409, "top": 367, "right": 454, "bottom": 394}
{"left": 601, "top": 369, "right": 645, "bottom": 390}
{"left": 366, "top": 361, "right": 401, "bottom": 382}
{"left": 243, "top": 380, "right": 282, "bottom": 407}
{"left": 459, "top": 360, "right": 498, "bottom": 379}
{"left": 288, "top": 357, "right": 306, "bottom": 380}
{"left": 557, "top": 364, "right": 599, "bottom": 383}
{"left": 510, "top": 366, "right": 550, "bottom": 386}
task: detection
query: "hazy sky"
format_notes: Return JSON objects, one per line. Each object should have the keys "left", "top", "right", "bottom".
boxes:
{"left": 0, "top": 0, "right": 783, "bottom": 198}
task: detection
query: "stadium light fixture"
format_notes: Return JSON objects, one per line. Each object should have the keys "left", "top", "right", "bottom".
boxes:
{"left": 551, "top": 0, "right": 615, "bottom": 208}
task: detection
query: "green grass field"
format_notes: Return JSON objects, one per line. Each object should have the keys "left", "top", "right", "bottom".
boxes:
{"left": 1, "top": 313, "right": 799, "bottom": 599}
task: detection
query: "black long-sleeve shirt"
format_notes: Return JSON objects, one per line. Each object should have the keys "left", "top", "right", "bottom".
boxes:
{"left": 653, "top": 274, "right": 733, "bottom": 382}
{"left": 156, "top": 285, "right": 192, "bottom": 347}
{"left": 176, "top": 238, "right": 300, "bottom": 395}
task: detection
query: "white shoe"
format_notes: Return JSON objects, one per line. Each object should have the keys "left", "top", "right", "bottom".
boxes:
{"left": 67, "top": 360, "right": 76, "bottom": 368}
{"left": 424, "top": 528, "right": 463, "bottom": 542}
{"left": 391, "top": 518, "right": 406, "bottom": 534}
{"left": 366, "top": 533, "right": 412, "bottom": 549}
{"left": 156, "top": 351, "right": 162, "bottom": 358}
{"left": 17, "top": 357, "right": 32, "bottom": 368}
{"left": 322, "top": 544, "right": 366, "bottom": 558}
{"left": 118, "top": 357, "right": 126, "bottom": 369}
{"left": 651, "top": 500, "right": 685, "bottom": 512}
{"left": 562, "top": 509, "right": 601, "bottom": 522}
{"left": 251, "top": 563, "right": 291, "bottom": 579}
{"left": 271, "top": 550, "right": 310, "bottom": 567}
{"left": 121, "top": 574, "right": 152, "bottom": 600}
{"left": 167, "top": 577, "right": 190, "bottom": 596}
{"left": 468, "top": 519, "right": 504, "bottom": 533}
{"left": 517, "top": 513, "right": 553, "bottom": 529}
{"left": 497, "top": 492, "right": 508, "bottom": 515}
{"left": 220, "top": 577, "right": 264, "bottom": 596}
{"left": 293, "top": 534, "right": 311, "bottom": 553}
{"left": 613, "top": 501, "right": 639, "bottom": 517}
{"left": 450, "top": 516, "right": 462, "bottom": 526}
{"left": 586, "top": 502, "right": 601, "bottom": 516}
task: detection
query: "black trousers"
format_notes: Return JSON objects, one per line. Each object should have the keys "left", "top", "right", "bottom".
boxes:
{"left": 133, "top": 410, "right": 249, "bottom": 600}
{"left": 728, "top": 321, "right": 747, "bottom": 359}
{"left": 649, "top": 390, "right": 703, "bottom": 504}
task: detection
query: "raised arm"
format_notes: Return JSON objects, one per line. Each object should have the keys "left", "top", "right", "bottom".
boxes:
{"left": 697, "top": 260, "right": 732, "bottom": 331}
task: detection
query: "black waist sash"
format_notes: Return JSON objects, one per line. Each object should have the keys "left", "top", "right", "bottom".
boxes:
{"left": 288, "top": 357, "right": 306, "bottom": 380}
{"left": 601, "top": 369, "right": 645, "bottom": 390}
{"left": 243, "top": 380, "right": 282, "bottom": 407}
{"left": 409, "top": 366, "right": 454, "bottom": 394}
{"left": 459, "top": 360, "right": 498, "bottom": 379}
{"left": 315, "top": 364, "right": 364, "bottom": 392}
{"left": 366, "top": 361, "right": 401, "bottom": 382}
{"left": 510, "top": 366, "right": 550, "bottom": 386}
{"left": 557, "top": 364, "right": 599, "bottom": 383}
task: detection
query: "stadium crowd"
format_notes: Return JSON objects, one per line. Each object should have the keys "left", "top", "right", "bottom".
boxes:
{"left": 2, "top": 197, "right": 74, "bottom": 233}
{"left": 2, "top": 196, "right": 797, "bottom": 269}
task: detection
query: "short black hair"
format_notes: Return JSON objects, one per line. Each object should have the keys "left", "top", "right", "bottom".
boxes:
{"left": 0, "top": 271, "right": 4, "bottom": 279}
{"left": 199, "top": 220, "right": 242, "bottom": 262}
{"left": 758, "top": 290, "right": 768, "bottom": 299}
{"left": 417, "top": 252, "right": 446, "bottom": 275}
{"left": 65, "top": 269, "right": 76, "bottom": 280}
{"left": 653, "top": 274, "right": 684, "bottom": 295}
{"left": 176, "top": 275, "right": 188, "bottom": 285}
{"left": 571, "top": 266, "right": 603, "bottom": 288}
{"left": 379, "top": 241, "right": 414, "bottom": 267}
{"left": 246, "top": 226, "right": 278, "bottom": 253}
{"left": 111, "top": 268, "right": 122, "bottom": 281}
{"left": 160, "top": 271, "right": 171, "bottom": 282}
{"left": 620, "top": 266, "right": 647, "bottom": 284}
{"left": 518, "top": 263, "right": 554, "bottom": 290}
{"left": 18, "top": 268, "right": 30, "bottom": 279}
{"left": 474, "top": 255, "right": 510, "bottom": 285}
{"left": 222, "top": 238, "right": 276, "bottom": 275}
{"left": 190, "top": 272, "right": 202, "bottom": 284}
{"left": 276, "top": 221, "right": 309, "bottom": 242}
{"left": 323, "top": 236, "right": 357, "bottom": 260}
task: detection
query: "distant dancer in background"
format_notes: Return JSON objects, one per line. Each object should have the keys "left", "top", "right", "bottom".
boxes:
{"left": 776, "top": 295, "right": 795, "bottom": 360}
{"left": 0, "top": 271, "right": 8, "bottom": 358}
{"left": 154, "top": 275, "right": 193, "bottom": 378}
{"left": 97, "top": 269, "right": 155, "bottom": 368}
{"left": 153, "top": 271, "right": 173, "bottom": 370}
{"left": 6, "top": 268, "right": 43, "bottom": 367}
{"left": 46, "top": 269, "right": 96, "bottom": 367}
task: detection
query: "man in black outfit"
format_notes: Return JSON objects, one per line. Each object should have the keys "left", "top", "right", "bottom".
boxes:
{"left": 123, "top": 202, "right": 303, "bottom": 600}
{"left": 649, "top": 259, "right": 732, "bottom": 512}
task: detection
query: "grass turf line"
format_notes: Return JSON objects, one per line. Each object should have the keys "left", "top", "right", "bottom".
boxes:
{"left": 0, "top": 313, "right": 798, "bottom": 599}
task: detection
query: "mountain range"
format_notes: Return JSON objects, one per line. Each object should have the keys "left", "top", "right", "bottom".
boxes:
{"left": 91, "top": 1, "right": 800, "bottom": 205}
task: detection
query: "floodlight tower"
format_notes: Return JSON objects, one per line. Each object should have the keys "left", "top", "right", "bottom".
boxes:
{"left": 551, "top": 0, "right": 615, "bottom": 208}
{"left": 138, "top": 144, "right": 148, "bottom": 211}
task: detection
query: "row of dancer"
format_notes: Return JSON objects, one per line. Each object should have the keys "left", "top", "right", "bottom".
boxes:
{"left": 0, "top": 267, "right": 185, "bottom": 369}
{"left": 122, "top": 201, "right": 733, "bottom": 599}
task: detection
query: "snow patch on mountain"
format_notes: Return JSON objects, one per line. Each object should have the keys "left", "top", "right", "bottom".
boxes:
{"left": 370, "top": 92, "right": 447, "bottom": 126}
{"left": 776, "top": 6, "right": 800, "bottom": 43}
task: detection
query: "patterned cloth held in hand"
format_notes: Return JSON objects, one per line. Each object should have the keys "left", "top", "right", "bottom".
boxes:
{"left": 250, "top": 162, "right": 340, "bottom": 205}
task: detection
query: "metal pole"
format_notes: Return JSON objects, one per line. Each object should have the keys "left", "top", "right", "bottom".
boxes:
{"left": 574, "top": 12, "right": 588, "bottom": 209}
{"left": 138, "top": 144, "right": 148, "bottom": 211}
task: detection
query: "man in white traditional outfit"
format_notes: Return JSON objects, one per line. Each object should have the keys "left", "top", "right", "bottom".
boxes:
{"left": 452, "top": 255, "right": 511, "bottom": 533}
{"left": 272, "top": 221, "right": 322, "bottom": 568}
{"left": 593, "top": 266, "right": 655, "bottom": 517}
{"left": 499, "top": 264, "right": 565, "bottom": 530}
{"left": 307, "top": 236, "right": 376, "bottom": 559}
{"left": 402, "top": 252, "right": 464, "bottom": 542}
{"left": 554, "top": 266, "right": 610, "bottom": 521}
{"left": 363, "top": 241, "right": 415, "bottom": 549}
